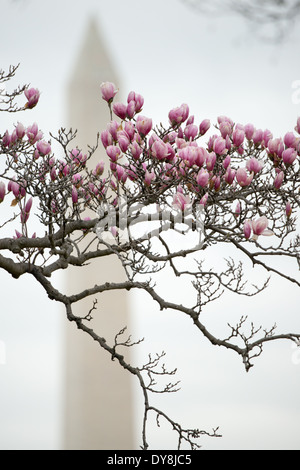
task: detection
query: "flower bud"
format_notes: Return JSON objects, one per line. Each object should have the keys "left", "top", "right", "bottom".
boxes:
{"left": 286, "top": 202, "right": 292, "bottom": 218}
{"left": 246, "top": 157, "right": 263, "bottom": 174}
{"left": 236, "top": 168, "right": 253, "bottom": 187}
{"left": 151, "top": 139, "right": 169, "bottom": 160}
{"left": 196, "top": 168, "right": 209, "bottom": 187}
{"left": 282, "top": 148, "right": 297, "bottom": 165}
{"left": 24, "top": 88, "right": 40, "bottom": 109}
{"left": 232, "top": 128, "right": 245, "bottom": 147}
{"left": 136, "top": 115, "right": 152, "bottom": 137}
{"left": 36, "top": 140, "right": 51, "bottom": 156}
{"left": 243, "top": 220, "right": 252, "bottom": 239}
{"left": 284, "top": 131, "right": 296, "bottom": 148}
{"left": 168, "top": 104, "right": 189, "bottom": 126}
{"left": 112, "top": 102, "right": 127, "bottom": 120}
{"left": 199, "top": 119, "right": 210, "bottom": 136}
{"left": 244, "top": 123, "right": 255, "bottom": 140}
{"left": 184, "top": 124, "right": 198, "bottom": 140}
{"left": 100, "top": 82, "right": 118, "bottom": 102}
{"left": 274, "top": 170, "right": 284, "bottom": 189}
{"left": 106, "top": 145, "right": 121, "bottom": 162}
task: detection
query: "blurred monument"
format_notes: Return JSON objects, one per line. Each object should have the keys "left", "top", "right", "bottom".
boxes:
{"left": 63, "top": 18, "right": 134, "bottom": 450}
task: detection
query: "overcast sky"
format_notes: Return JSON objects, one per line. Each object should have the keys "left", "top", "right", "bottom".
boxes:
{"left": 0, "top": 0, "right": 300, "bottom": 450}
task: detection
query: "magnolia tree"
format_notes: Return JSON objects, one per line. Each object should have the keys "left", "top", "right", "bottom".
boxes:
{"left": 1, "top": 64, "right": 300, "bottom": 450}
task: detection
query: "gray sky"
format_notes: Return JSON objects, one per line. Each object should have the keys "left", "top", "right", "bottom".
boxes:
{"left": 0, "top": 0, "right": 299, "bottom": 450}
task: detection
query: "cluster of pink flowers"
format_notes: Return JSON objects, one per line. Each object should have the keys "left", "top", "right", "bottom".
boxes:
{"left": 98, "top": 82, "right": 299, "bottom": 240}
{"left": 0, "top": 83, "right": 299, "bottom": 242}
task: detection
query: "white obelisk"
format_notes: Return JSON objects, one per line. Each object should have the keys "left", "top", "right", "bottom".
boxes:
{"left": 63, "top": 18, "right": 134, "bottom": 450}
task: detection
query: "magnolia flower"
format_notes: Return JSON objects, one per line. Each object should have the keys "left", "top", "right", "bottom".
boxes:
{"left": 244, "top": 216, "right": 273, "bottom": 240}
{"left": 246, "top": 157, "right": 263, "bottom": 174}
{"left": 282, "top": 148, "right": 297, "bottom": 165}
{"left": 36, "top": 140, "right": 51, "bottom": 156}
{"left": 286, "top": 202, "right": 292, "bottom": 218}
{"left": 199, "top": 119, "right": 210, "bottom": 135}
{"left": 24, "top": 88, "right": 40, "bottom": 109}
{"left": 236, "top": 168, "right": 253, "bottom": 187}
{"left": 196, "top": 168, "right": 209, "bottom": 187}
{"left": 100, "top": 82, "right": 118, "bottom": 102}
{"left": 168, "top": 103, "right": 189, "bottom": 126}
{"left": 136, "top": 115, "right": 152, "bottom": 137}
{"left": 173, "top": 192, "right": 192, "bottom": 212}
{"left": 274, "top": 171, "right": 284, "bottom": 189}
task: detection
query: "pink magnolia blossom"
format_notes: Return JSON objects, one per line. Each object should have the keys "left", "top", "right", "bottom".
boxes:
{"left": 115, "top": 165, "right": 127, "bottom": 183}
{"left": 71, "top": 186, "right": 78, "bottom": 204}
{"left": 244, "top": 123, "right": 255, "bottom": 140}
{"left": 129, "top": 141, "right": 143, "bottom": 160}
{"left": 117, "top": 130, "right": 130, "bottom": 152}
{"left": 251, "top": 216, "right": 273, "bottom": 238}
{"left": 126, "top": 100, "right": 136, "bottom": 119}
{"left": 282, "top": 148, "right": 297, "bottom": 165}
{"left": 21, "top": 197, "right": 33, "bottom": 224}
{"left": 219, "top": 121, "right": 233, "bottom": 138}
{"left": 286, "top": 202, "right": 292, "bottom": 218}
{"left": 284, "top": 131, "right": 296, "bottom": 148}
{"left": 217, "top": 115, "right": 233, "bottom": 126}
{"left": 151, "top": 139, "right": 169, "bottom": 160}
{"left": 136, "top": 115, "right": 152, "bottom": 137}
{"left": 184, "top": 124, "right": 198, "bottom": 140}
{"left": 232, "top": 128, "right": 245, "bottom": 147}
{"left": 246, "top": 157, "right": 263, "bottom": 174}
{"left": 196, "top": 168, "right": 209, "bottom": 187}
{"left": 274, "top": 170, "right": 284, "bottom": 189}
{"left": 168, "top": 104, "right": 189, "bottom": 126}
{"left": 100, "top": 129, "right": 113, "bottom": 148}
{"left": 213, "top": 136, "right": 227, "bottom": 155}
{"left": 268, "top": 138, "right": 281, "bottom": 155}
{"left": 36, "top": 140, "right": 51, "bottom": 156}
{"left": 252, "top": 129, "right": 263, "bottom": 145}
{"left": 2, "top": 130, "right": 11, "bottom": 147}
{"left": 178, "top": 146, "right": 206, "bottom": 167}
{"left": 222, "top": 155, "right": 231, "bottom": 170}
{"left": 234, "top": 201, "right": 241, "bottom": 217}
{"left": 26, "top": 123, "right": 43, "bottom": 144}
{"left": 15, "top": 122, "right": 25, "bottom": 140}
{"left": 127, "top": 91, "right": 144, "bottom": 113}
{"left": 24, "top": 88, "right": 40, "bottom": 109}
{"left": 236, "top": 168, "right": 253, "bottom": 187}
{"left": 106, "top": 145, "right": 121, "bottom": 162}
{"left": 262, "top": 129, "right": 273, "bottom": 147}
{"left": 224, "top": 167, "right": 235, "bottom": 185}
{"left": 113, "top": 102, "right": 127, "bottom": 120}
{"left": 206, "top": 152, "right": 216, "bottom": 171}
{"left": 173, "top": 192, "right": 192, "bottom": 212}
{"left": 199, "top": 193, "right": 208, "bottom": 206}
{"left": 124, "top": 121, "right": 135, "bottom": 141}
{"left": 199, "top": 119, "right": 210, "bottom": 135}
{"left": 100, "top": 82, "right": 118, "bottom": 102}
{"left": 243, "top": 220, "right": 252, "bottom": 239}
